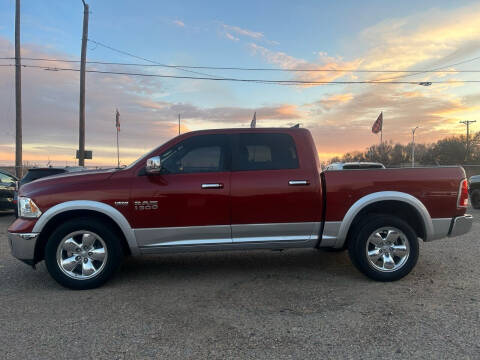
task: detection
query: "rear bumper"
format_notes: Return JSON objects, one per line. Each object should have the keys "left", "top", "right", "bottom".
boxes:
{"left": 449, "top": 214, "right": 473, "bottom": 238}
{"left": 8, "top": 232, "right": 39, "bottom": 265}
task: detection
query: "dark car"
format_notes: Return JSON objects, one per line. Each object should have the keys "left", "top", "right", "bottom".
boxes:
{"left": 468, "top": 175, "right": 480, "bottom": 209}
{"left": 14, "top": 167, "right": 85, "bottom": 216}
{"left": 0, "top": 170, "right": 18, "bottom": 211}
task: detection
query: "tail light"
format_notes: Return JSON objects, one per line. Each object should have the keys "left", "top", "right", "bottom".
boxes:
{"left": 457, "top": 179, "right": 469, "bottom": 208}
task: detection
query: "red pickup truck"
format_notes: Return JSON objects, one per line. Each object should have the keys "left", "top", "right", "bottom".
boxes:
{"left": 8, "top": 128, "right": 473, "bottom": 289}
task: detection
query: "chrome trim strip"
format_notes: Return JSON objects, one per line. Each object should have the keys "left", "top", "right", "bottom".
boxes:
{"left": 335, "top": 191, "right": 434, "bottom": 247}
{"left": 140, "top": 240, "right": 314, "bottom": 254}
{"left": 201, "top": 183, "right": 223, "bottom": 189}
{"left": 33, "top": 200, "right": 140, "bottom": 255}
{"left": 288, "top": 180, "right": 309, "bottom": 186}
{"left": 233, "top": 235, "right": 312, "bottom": 243}
{"left": 143, "top": 238, "right": 232, "bottom": 247}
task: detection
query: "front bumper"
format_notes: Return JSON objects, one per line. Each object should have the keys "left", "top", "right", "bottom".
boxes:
{"left": 8, "top": 232, "right": 39, "bottom": 265}
{"left": 449, "top": 214, "right": 473, "bottom": 238}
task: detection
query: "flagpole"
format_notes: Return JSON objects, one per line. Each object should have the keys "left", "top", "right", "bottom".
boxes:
{"left": 116, "top": 126, "right": 120, "bottom": 168}
{"left": 380, "top": 111, "right": 383, "bottom": 144}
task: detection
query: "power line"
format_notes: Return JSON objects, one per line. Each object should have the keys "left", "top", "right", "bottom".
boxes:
{"left": 2, "top": 56, "right": 480, "bottom": 73}
{"left": 373, "top": 55, "right": 480, "bottom": 81}
{"left": 4, "top": 63, "right": 480, "bottom": 85}
{"left": 86, "top": 39, "right": 226, "bottom": 79}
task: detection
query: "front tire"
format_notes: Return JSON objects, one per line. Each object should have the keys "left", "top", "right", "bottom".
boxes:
{"left": 45, "top": 217, "right": 123, "bottom": 290}
{"left": 348, "top": 215, "right": 419, "bottom": 281}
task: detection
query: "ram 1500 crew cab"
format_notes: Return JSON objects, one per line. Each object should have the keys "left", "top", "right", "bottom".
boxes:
{"left": 8, "top": 128, "right": 473, "bottom": 289}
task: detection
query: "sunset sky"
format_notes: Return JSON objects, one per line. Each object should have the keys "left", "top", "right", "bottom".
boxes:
{"left": 1, "top": 0, "right": 480, "bottom": 166}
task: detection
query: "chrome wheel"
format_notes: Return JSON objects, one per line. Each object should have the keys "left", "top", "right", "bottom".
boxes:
{"left": 365, "top": 226, "right": 410, "bottom": 272}
{"left": 56, "top": 230, "right": 108, "bottom": 280}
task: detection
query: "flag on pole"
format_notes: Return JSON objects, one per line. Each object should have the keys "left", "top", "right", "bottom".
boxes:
{"left": 372, "top": 112, "right": 383, "bottom": 134}
{"left": 115, "top": 109, "right": 120, "bottom": 132}
{"left": 250, "top": 112, "right": 256, "bottom": 128}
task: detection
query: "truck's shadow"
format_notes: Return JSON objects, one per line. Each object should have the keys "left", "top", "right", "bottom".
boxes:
{"left": 113, "top": 248, "right": 361, "bottom": 284}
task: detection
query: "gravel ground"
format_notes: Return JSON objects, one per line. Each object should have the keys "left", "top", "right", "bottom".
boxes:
{"left": 0, "top": 210, "right": 479, "bottom": 359}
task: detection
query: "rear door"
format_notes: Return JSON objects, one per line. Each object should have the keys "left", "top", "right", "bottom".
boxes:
{"left": 130, "top": 134, "right": 232, "bottom": 248}
{"left": 230, "top": 132, "right": 322, "bottom": 244}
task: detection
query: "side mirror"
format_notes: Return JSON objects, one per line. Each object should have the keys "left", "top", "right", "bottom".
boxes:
{"left": 146, "top": 156, "right": 161, "bottom": 174}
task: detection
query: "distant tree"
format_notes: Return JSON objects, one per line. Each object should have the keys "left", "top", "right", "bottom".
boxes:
{"left": 328, "top": 132, "right": 480, "bottom": 166}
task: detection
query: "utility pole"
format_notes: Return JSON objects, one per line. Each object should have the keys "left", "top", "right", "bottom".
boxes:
{"left": 459, "top": 120, "right": 477, "bottom": 162}
{"left": 78, "top": 0, "right": 89, "bottom": 166}
{"left": 15, "top": 0, "right": 22, "bottom": 178}
{"left": 178, "top": 114, "right": 181, "bottom": 135}
{"left": 411, "top": 126, "right": 419, "bottom": 168}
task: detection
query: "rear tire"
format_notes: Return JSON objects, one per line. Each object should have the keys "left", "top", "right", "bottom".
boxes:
{"left": 471, "top": 189, "right": 480, "bottom": 209}
{"left": 348, "top": 214, "right": 419, "bottom": 281}
{"left": 45, "top": 217, "right": 123, "bottom": 290}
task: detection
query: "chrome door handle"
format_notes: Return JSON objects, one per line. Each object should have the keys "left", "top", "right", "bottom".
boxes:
{"left": 202, "top": 183, "right": 224, "bottom": 189}
{"left": 288, "top": 180, "right": 309, "bottom": 186}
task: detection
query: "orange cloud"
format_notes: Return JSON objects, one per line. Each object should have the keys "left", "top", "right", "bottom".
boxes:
{"left": 248, "top": 43, "right": 362, "bottom": 85}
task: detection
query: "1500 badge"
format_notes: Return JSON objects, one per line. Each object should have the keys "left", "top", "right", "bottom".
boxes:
{"left": 134, "top": 200, "right": 158, "bottom": 210}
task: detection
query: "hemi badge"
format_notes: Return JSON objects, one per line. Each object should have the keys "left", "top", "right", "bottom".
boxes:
{"left": 114, "top": 201, "right": 129, "bottom": 207}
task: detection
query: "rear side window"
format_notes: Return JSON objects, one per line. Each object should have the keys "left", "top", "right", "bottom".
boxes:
{"left": 233, "top": 133, "right": 299, "bottom": 171}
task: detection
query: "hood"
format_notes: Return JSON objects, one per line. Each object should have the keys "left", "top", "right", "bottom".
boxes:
{"left": 19, "top": 168, "right": 118, "bottom": 198}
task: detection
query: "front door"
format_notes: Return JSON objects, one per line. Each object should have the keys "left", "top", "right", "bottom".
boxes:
{"left": 130, "top": 134, "right": 231, "bottom": 248}
{"left": 230, "top": 132, "right": 322, "bottom": 244}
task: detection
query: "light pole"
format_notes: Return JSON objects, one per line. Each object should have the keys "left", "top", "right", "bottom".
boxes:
{"left": 411, "top": 126, "right": 419, "bottom": 167}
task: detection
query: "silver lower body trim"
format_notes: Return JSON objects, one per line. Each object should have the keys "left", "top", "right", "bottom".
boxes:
{"left": 136, "top": 222, "right": 321, "bottom": 253}
{"left": 232, "top": 222, "right": 319, "bottom": 243}
{"left": 429, "top": 218, "right": 452, "bottom": 241}
{"left": 8, "top": 232, "right": 39, "bottom": 261}
{"left": 319, "top": 221, "right": 342, "bottom": 247}
{"left": 135, "top": 225, "right": 231, "bottom": 248}
{"left": 321, "top": 216, "right": 473, "bottom": 246}
{"left": 449, "top": 214, "right": 473, "bottom": 238}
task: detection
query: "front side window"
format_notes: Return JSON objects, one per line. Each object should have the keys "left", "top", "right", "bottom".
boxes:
{"left": 233, "top": 133, "right": 299, "bottom": 171}
{"left": 160, "top": 134, "right": 229, "bottom": 174}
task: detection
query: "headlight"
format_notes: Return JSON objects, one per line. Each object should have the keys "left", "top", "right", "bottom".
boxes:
{"left": 18, "top": 197, "right": 42, "bottom": 218}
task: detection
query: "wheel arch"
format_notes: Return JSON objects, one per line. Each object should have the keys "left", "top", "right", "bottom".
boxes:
{"left": 33, "top": 201, "right": 139, "bottom": 263}
{"left": 336, "top": 191, "right": 433, "bottom": 248}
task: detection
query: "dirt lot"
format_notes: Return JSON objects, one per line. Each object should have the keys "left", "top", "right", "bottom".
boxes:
{"left": 0, "top": 210, "right": 479, "bottom": 359}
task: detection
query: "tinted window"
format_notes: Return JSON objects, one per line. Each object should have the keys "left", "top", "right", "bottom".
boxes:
{"left": 0, "top": 173, "right": 15, "bottom": 184}
{"left": 233, "top": 133, "right": 299, "bottom": 171}
{"left": 343, "top": 164, "right": 383, "bottom": 169}
{"left": 160, "top": 134, "right": 229, "bottom": 174}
